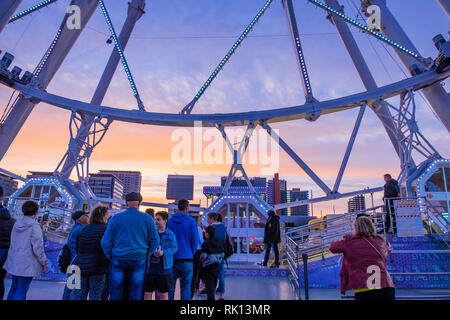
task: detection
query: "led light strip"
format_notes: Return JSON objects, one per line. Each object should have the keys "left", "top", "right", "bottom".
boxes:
{"left": 34, "top": 28, "right": 62, "bottom": 78}
{"left": 308, "top": 0, "right": 420, "bottom": 59}
{"left": 285, "top": 0, "right": 313, "bottom": 96}
{"left": 181, "top": 0, "right": 274, "bottom": 114}
{"left": 97, "top": 0, "right": 146, "bottom": 111}
{"left": 9, "top": 0, "right": 60, "bottom": 23}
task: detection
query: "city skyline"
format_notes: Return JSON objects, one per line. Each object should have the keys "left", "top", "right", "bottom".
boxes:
{"left": 0, "top": 0, "right": 448, "bottom": 215}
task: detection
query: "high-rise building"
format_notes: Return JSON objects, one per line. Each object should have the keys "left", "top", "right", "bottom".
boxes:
{"left": 280, "top": 190, "right": 291, "bottom": 216}
{"left": 290, "top": 188, "right": 309, "bottom": 216}
{"left": 98, "top": 170, "right": 142, "bottom": 197}
{"left": 0, "top": 172, "right": 19, "bottom": 204}
{"left": 166, "top": 175, "right": 194, "bottom": 201}
{"left": 88, "top": 173, "right": 124, "bottom": 209}
{"left": 348, "top": 194, "right": 366, "bottom": 212}
{"left": 267, "top": 177, "right": 287, "bottom": 205}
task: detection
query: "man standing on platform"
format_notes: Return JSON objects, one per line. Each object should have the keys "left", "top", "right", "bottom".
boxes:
{"left": 382, "top": 174, "right": 400, "bottom": 234}
{"left": 260, "top": 210, "right": 281, "bottom": 269}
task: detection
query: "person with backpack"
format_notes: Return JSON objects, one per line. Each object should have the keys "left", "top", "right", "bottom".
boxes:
{"left": 0, "top": 186, "right": 15, "bottom": 300}
{"left": 61, "top": 210, "right": 89, "bottom": 300}
{"left": 101, "top": 192, "right": 160, "bottom": 300}
{"left": 143, "top": 211, "right": 177, "bottom": 300}
{"left": 199, "top": 226, "right": 224, "bottom": 301}
{"left": 259, "top": 210, "right": 281, "bottom": 268}
{"left": 70, "top": 205, "right": 109, "bottom": 300}
{"left": 3, "top": 201, "right": 48, "bottom": 300}
{"left": 206, "top": 212, "right": 227, "bottom": 300}
{"left": 167, "top": 199, "right": 198, "bottom": 300}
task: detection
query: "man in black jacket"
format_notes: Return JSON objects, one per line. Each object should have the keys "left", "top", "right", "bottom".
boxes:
{"left": 0, "top": 186, "right": 16, "bottom": 299}
{"left": 259, "top": 210, "right": 281, "bottom": 269}
{"left": 382, "top": 174, "right": 400, "bottom": 234}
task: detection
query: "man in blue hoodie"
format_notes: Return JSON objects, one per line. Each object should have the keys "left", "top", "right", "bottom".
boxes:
{"left": 101, "top": 192, "right": 159, "bottom": 300}
{"left": 167, "top": 199, "right": 198, "bottom": 300}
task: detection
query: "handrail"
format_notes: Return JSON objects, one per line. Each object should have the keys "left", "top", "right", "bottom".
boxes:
{"left": 283, "top": 196, "right": 450, "bottom": 300}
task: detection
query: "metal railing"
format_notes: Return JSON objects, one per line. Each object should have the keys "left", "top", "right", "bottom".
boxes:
{"left": 285, "top": 205, "right": 385, "bottom": 259}
{"left": 285, "top": 236, "right": 308, "bottom": 300}
{"left": 284, "top": 197, "right": 450, "bottom": 300}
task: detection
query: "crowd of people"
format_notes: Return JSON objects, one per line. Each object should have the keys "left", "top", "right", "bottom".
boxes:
{"left": 0, "top": 174, "right": 399, "bottom": 301}
{"left": 0, "top": 191, "right": 230, "bottom": 300}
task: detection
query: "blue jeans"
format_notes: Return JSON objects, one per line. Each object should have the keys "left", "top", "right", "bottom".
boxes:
{"left": 62, "top": 280, "right": 72, "bottom": 300}
{"left": 109, "top": 259, "right": 146, "bottom": 300}
{"left": 0, "top": 248, "right": 8, "bottom": 300}
{"left": 216, "top": 259, "right": 225, "bottom": 294}
{"left": 263, "top": 242, "right": 279, "bottom": 266}
{"left": 7, "top": 275, "right": 33, "bottom": 300}
{"left": 70, "top": 274, "right": 106, "bottom": 300}
{"left": 169, "top": 260, "right": 193, "bottom": 300}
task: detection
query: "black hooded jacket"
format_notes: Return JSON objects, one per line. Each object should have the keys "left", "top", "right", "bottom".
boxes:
{"left": 264, "top": 213, "right": 281, "bottom": 244}
{"left": 0, "top": 207, "right": 16, "bottom": 248}
{"left": 384, "top": 179, "right": 400, "bottom": 199}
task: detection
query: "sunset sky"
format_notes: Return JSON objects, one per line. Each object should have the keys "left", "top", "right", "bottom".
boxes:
{"left": 0, "top": 0, "right": 448, "bottom": 215}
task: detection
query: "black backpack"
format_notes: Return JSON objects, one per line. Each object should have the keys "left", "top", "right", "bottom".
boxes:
{"left": 57, "top": 244, "right": 71, "bottom": 274}
{"left": 223, "top": 233, "right": 233, "bottom": 260}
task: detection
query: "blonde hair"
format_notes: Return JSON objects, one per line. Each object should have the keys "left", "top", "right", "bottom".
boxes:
{"left": 355, "top": 216, "right": 376, "bottom": 237}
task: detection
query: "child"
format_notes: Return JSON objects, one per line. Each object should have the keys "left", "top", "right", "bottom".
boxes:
{"left": 200, "top": 226, "right": 224, "bottom": 300}
{"left": 143, "top": 211, "right": 177, "bottom": 300}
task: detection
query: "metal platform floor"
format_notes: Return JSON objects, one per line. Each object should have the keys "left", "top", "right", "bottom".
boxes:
{"left": 3, "top": 278, "right": 449, "bottom": 300}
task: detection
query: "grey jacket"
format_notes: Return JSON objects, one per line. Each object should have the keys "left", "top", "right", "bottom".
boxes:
{"left": 4, "top": 216, "right": 47, "bottom": 277}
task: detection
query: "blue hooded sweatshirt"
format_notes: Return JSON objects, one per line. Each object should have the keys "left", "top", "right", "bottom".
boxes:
{"left": 101, "top": 207, "right": 160, "bottom": 261}
{"left": 167, "top": 212, "right": 198, "bottom": 261}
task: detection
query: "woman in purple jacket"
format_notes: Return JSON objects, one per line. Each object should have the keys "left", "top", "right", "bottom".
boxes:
{"left": 4, "top": 201, "right": 48, "bottom": 300}
{"left": 329, "top": 216, "right": 395, "bottom": 300}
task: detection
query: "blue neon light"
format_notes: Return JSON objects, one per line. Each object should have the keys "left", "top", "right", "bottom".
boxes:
{"left": 97, "top": 0, "right": 145, "bottom": 111}
{"left": 308, "top": 0, "right": 420, "bottom": 59}
{"left": 182, "top": 0, "right": 274, "bottom": 114}
{"left": 9, "top": 0, "right": 60, "bottom": 23}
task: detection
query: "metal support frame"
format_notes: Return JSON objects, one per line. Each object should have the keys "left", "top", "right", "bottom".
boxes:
{"left": 55, "top": 111, "right": 112, "bottom": 183}
{"left": 217, "top": 122, "right": 258, "bottom": 195}
{"left": 361, "top": 0, "right": 450, "bottom": 133}
{"left": 97, "top": 0, "right": 145, "bottom": 111}
{"left": 58, "top": 0, "right": 147, "bottom": 179}
{"left": 8, "top": 0, "right": 59, "bottom": 24}
{"left": 0, "top": 0, "right": 24, "bottom": 33}
{"left": 0, "top": 0, "right": 99, "bottom": 162}
{"left": 323, "top": 0, "right": 440, "bottom": 188}
{"left": 333, "top": 104, "right": 366, "bottom": 192}
{"left": 308, "top": 0, "right": 422, "bottom": 59}
{"left": 436, "top": 0, "right": 450, "bottom": 17}
{"left": 281, "top": 0, "right": 317, "bottom": 103}
{"left": 386, "top": 89, "right": 441, "bottom": 183}
{"left": 180, "top": 0, "right": 274, "bottom": 114}
{"left": 324, "top": 0, "right": 405, "bottom": 159}
{"left": 260, "top": 121, "right": 332, "bottom": 195}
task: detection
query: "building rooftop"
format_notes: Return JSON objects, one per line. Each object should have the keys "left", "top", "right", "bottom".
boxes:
{"left": 99, "top": 170, "right": 142, "bottom": 174}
